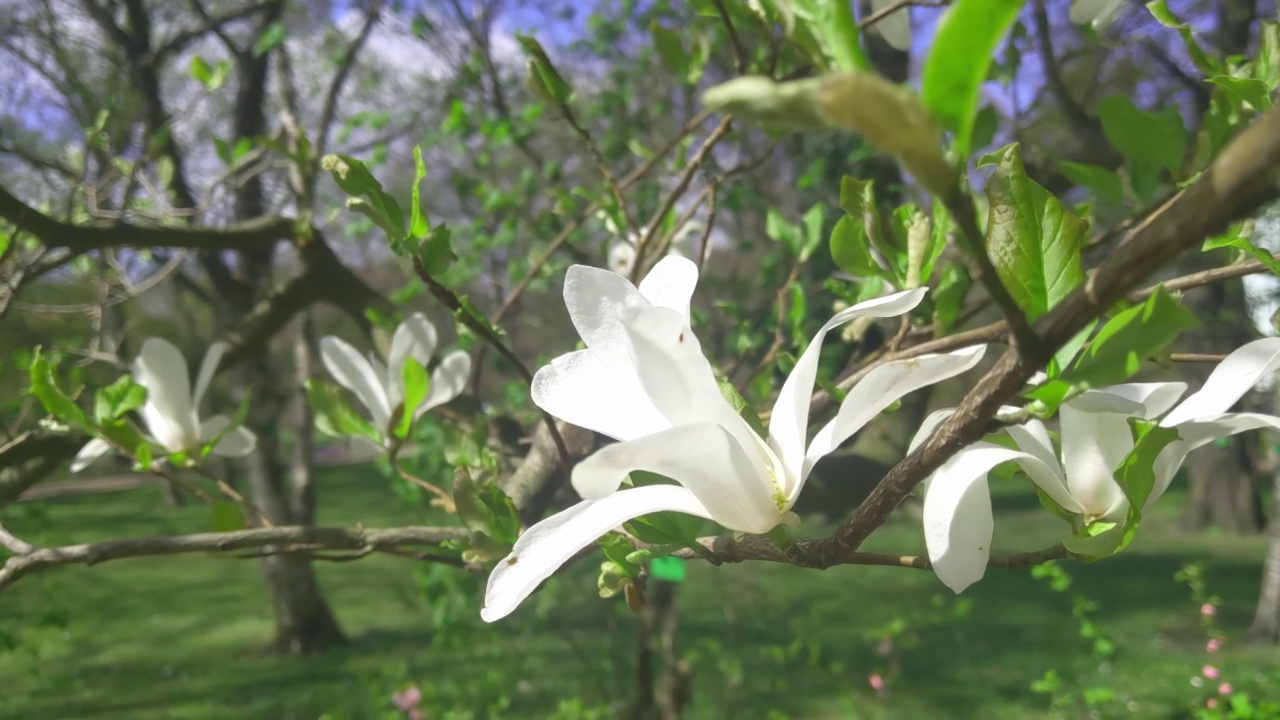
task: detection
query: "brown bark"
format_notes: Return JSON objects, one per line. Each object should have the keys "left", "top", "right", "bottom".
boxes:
{"left": 1249, "top": 464, "right": 1280, "bottom": 641}
{"left": 633, "top": 580, "right": 690, "bottom": 720}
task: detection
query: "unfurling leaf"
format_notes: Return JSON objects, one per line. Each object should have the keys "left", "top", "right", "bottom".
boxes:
{"left": 305, "top": 378, "right": 382, "bottom": 442}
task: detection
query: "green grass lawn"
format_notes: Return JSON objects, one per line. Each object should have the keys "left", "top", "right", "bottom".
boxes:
{"left": 1, "top": 466, "right": 1277, "bottom": 719}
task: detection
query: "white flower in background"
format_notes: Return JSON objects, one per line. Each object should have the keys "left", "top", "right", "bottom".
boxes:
{"left": 868, "top": 0, "right": 911, "bottom": 51}
{"left": 1069, "top": 0, "right": 1126, "bottom": 29}
{"left": 607, "top": 222, "right": 705, "bottom": 277}
{"left": 319, "top": 312, "right": 471, "bottom": 442}
{"left": 480, "top": 256, "right": 987, "bottom": 621}
{"left": 919, "top": 338, "right": 1280, "bottom": 593}
{"left": 71, "top": 338, "right": 257, "bottom": 471}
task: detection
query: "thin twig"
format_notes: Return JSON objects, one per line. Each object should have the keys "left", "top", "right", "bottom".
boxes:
{"left": 860, "top": 0, "right": 946, "bottom": 30}
{"left": 708, "top": 0, "right": 746, "bottom": 72}
{"left": 1170, "top": 352, "right": 1227, "bottom": 363}
{"left": 390, "top": 443, "right": 456, "bottom": 513}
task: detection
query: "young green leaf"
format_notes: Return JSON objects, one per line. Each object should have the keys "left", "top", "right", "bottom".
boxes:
{"left": 921, "top": 0, "right": 1027, "bottom": 157}
{"left": 1097, "top": 96, "right": 1186, "bottom": 175}
{"left": 29, "top": 348, "right": 88, "bottom": 429}
{"left": 305, "top": 378, "right": 383, "bottom": 442}
{"left": 517, "top": 35, "right": 573, "bottom": 106}
{"left": 394, "top": 358, "right": 431, "bottom": 441}
{"left": 94, "top": 375, "right": 147, "bottom": 423}
{"left": 1061, "top": 286, "right": 1200, "bottom": 389}
{"left": 984, "top": 143, "right": 1087, "bottom": 321}
{"left": 1146, "top": 1, "right": 1222, "bottom": 76}
{"left": 407, "top": 145, "right": 430, "bottom": 242}
{"left": 650, "top": 22, "right": 687, "bottom": 75}
{"left": 321, "top": 154, "right": 405, "bottom": 246}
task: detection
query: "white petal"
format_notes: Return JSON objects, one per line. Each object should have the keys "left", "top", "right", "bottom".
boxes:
{"left": 571, "top": 422, "right": 779, "bottom": 534}
{"left": 1058, "top": 402, "right": 1133, "bottom": 518}
{"left": 1004, "top": 420, "right": 1080, "bottom": 514}
{"left": 1163, "top": 338, "right": 1280, "bottom": 426}
{"left": 562, "top": 264, "right": 652, "bottom": 375}
{"left": 201, "top": 414, "right": 257, "bottom": 457}
{"left": 1148, "top": 412, "right": 1280, "bottom": 509}
{"left": 134, "top": 338, "right": 199, "bottom": 452}
{"left": 480, "top": 485, "right": 714, "bottom": 622}
{"left": 389, "top": 313, "right": 438, "bottom": 390}
{"left": 192, "top": 341, "right": 228, "bottom": 410}
{"left": 869, "top": 0, "right": 911, "bottom": 50}
{"left": 320, "top": 336, "right": 392, "bottom": 431}
{"left": 767, "top": 288, "right": 928, "bottom": 489}
{"left": 924, "top": 443, "right": 1023, "bottom": 593}
{"left": 419, "top": 349, "right": 471, "bottom": 416}
{"left": 70, "top": 437, "right": 113, "bottom": 472}
{"left": 1073, "top": 382, "right": 1187, "bottom": 418}
{"left": 531, "top": 349, "right": 669, "bottom": 441}
{"left": 803, "top": 345, "right": 986, "bottom": 484}
{"left": 908, "top": 408, "right": 956, "bottom": 454}
{"left": 637, "top": 256, "right": 699, "bottom": 324}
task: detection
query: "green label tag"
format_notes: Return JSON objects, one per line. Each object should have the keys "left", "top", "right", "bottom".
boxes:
{"left": 650, "top": 556, "right": 687, "bottom": 583}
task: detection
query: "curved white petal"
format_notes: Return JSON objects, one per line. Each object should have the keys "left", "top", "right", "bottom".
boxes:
{"left": 192, "top": 341, "right": 228, "bottom": 410}
{"left": 481, "top": 485, "right": 714, "bottom": 622}
{"left": 419, "top": 350, "right": 471, "bottom": 416}
{"left": 134, "top": 338, "right": 199, "bottom": 452}
{"left": 1004, "top": 420, "right": 1082, "bottom": 514}
{"left": 869, "top": 0, "right": 911, "bottom": 50}
{"left": 925, "top": 443, "right": 1024, "bottom": 593}
{"left": 803, "top": 345, "right": 986, "bottom": 485}
{"left": 201, "top": 414, "right": 257, "bottom": 457}
{"left": 320, "top": 336, "right": 391, "bottom": 431}
{"left": 1149, "top": 411, "right": 1280, "bottom": 509}
{"left": 571, "top": 422, "right": 778, "bottom": 534}
{"left": 70, "top": 437, "right": 113, "bottom": 472}
{"left": 531, "top": 349, "right": 669, "bottom": 441}
{"left": 637, "top": 256, "right": 699, "bottom": 324}
{"left": 1059, "top": 398, "right": 1138, "bottom": 518}
{"left": 1072, "top": 382, "right": 1187, "bottom": 418}
{"left": 767, "top": 288, "right": 928, "bottom": 488}
{"left": 1163, "top": 338, "right": 1280, "bottom": 426}
{"left": 908, "top": 407, "right": 956, "bottom": 454}
{"left": 389, "top": 313, "right": 438, "bottom": 394}
{"left": 562, "top": 264, "right": 652, "bottom": 375}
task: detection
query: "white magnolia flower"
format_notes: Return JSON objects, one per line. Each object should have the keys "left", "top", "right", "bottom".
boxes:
{"left": 920, "top": 337, "right": 1280, "bottom": 593}
{"left": 481, "top": 256, "right": 987, "bottom": 621}
{"left": 607, "top": 223, "right": 704, "bottom": 277}
{"left": 72, "top": 338, "right": 257, "bottom": 471}
{"left": 319, "top": 312, "right": 471, "bottom": 442}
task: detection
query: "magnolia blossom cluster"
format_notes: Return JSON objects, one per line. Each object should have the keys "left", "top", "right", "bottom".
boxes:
{"left": 481, "top": 257, "right": 986, "bottom": 621}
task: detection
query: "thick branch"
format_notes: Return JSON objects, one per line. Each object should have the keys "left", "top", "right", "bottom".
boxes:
{"left": 0, "top": 525, "right": 469, "bottom": 592}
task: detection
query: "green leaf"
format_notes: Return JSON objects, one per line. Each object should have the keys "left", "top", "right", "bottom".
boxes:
{"left": 1048, "top": 320, "right": 1097, "bottom": 377}
{"left": 1146, "top": 1, "right": 1223, "bottom": 76}
{"left": 1115, "top": 420, "right": 1182, "bottom": 512}
{"left": 831, "top": 216, "right": 880, "bottom": 279}
{"left": 823, "top": 0, "right": 870, "bottom": 72}
{"left": 799, "top": 203, "right": 825, "bottom": 262}
{"left": 394, "top": 358, "right": 430, "bottom": 441}
{"left": 211, "top": 502, "right": 246, "bottom": 532}
{"left": 321, "top": 154, "right": 405, "bottom": 247}
{"left": 517, "top": 35, "right": 573, "bottom": 105}
{"left": 650, "top": 22, "right": 687, "bottom": 75}
{"left": 305, "top": 378, "right": 383, "bottom": 442}
{"left": 788, "top": 282, "right": 807, "bottom": 345}
{"left": 1061, "top": 286, "right": 1200, "bottom": 389}
{"left": 29, "top": 348, "right": 88, "bottom": 429}
{"left": 454, "top": 471, "right": 520, "bottom": 544}
{"left": 1097, "top": 96, "right": 1186, "bottom": 175}
{"left": 1204, "top": 231, "right": 1280, "bottom": 275}
{"left": 1257, "top": 22, "right": 1280, "bottom": 89}
{"left": 931, "top": 264, "right": 972, "bottom": 332}
{"left": 921, "top": 0, "right": 1027, "bottom": 156}
{"left": 190, "top": 56, "right": 212, "bottom": 85}
{"left": 984, "top": 143, "right": 1087, "bottom": 321}
{"left": 832, "top": 176, "right": 899, "bottom": 281}
{"left": 251, "top": 21, "right": 287, "bottom": 57}
{"left": 94, "top": 375, "right": 146, "bottom": 423}
{"left": 716, "top": 376, "right": 767, "bottom": 438}
{"left": 625, "top": 511, "right": 703, "bottom": 548}
{"left": 418, "top": 224, "right": 457, "bottom": 276}
{"left": 134, "top": 440, "right": 153, "bottom": 471}
{"left": 1207, "top": 76, "right": 1274, "bottom": 112}
{"left": 407, "top": 145, "right": 430, "bottom": 242}
{"left": 1058, "top": 160, "right": 1123, "bottom": 201}
{"left": 766, "top": 209, "right": 803, "bottom": 258}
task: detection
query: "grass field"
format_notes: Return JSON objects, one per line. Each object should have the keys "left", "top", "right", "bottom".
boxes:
{"left": 1, "top": 466, "right": 1277, "bottom": 719}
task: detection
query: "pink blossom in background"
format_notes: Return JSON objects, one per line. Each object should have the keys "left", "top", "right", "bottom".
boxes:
{"left": 1202, "top": 665, "right": 1221, "bottom": 681}
{"left": 1207, "top": 638, "right": 1222, "bottom": 653}
{"left": 1201, "top": 603, "right": 1217, "bottom": 617}
{"left": 869, "top": 673, "right": 886, "bottom": 694}
{"left": 409, "top": 710, "right": 425, "bottom": 720}
{"left": 1219, "top": 683, "right": 1233, "bottom": 696}
{"left": 1208, "top": 698, "right": 1220, "bottom": 710}
{"left": 393, "top": 686, "right": 423, "bottom": 712}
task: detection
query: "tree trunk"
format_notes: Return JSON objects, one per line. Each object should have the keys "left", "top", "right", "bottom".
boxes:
{"left": 1249, "top": 464, "right": 1280, "bottom": 641}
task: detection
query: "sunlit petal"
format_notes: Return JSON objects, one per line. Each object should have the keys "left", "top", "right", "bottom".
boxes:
{"left": 419, "top": 350, "right": 471, "bottom": 416}
{"left": 134, "top": 338, "right": 199, "bottom": 452}
{"left": 1003, "top": 419, "right": 1079, "bottom": 513}
{"left": 481, "top": 485, "right": 714, "bottom": 622}
{"left": 907, "top": 407, "right": 956, "bottom": 454}
{"left": 1163, "top": 338, "right": 1280, "bottom": 426}
{"left": 320, "top": 336, "right": 391, "bottom": 431}
{"left": 70, "top": 437, "right": 113, "bottom": 473}
{"left": 571, "top": 422, "right": 778, "bottom": 534}
{"left": 532, "top": 349, "right": 669, "bottom": 441}
{"left": 192, "top": 341, "right": 228, "bottom": 410}
{"left": 804, "top": 345, "right": 985, "bottom": 484}
{"left": 636, "top": 256, "right": 699, "bottom": 324}
{"left": 1072, "top": 382, "right": 1187, "bottom": 418}
{"left": 562, "top": 264, "right": 651, "bottom": 375}
{"left": 924, "top": 443, "right": 1025, "bottom": 593}
{"left": 389, "top": 313, "right": 438, "bottom": 392}
{"left": 1149, "top": 412, "right": 1280, "bottom": 509}
{"left": 201, "top": 414, "right": 257, "bottom": 457}
{"left": 1058, "top": 400, "right": 1135, "bottom": 518}
{"left": 767, "top": 288, "right": 927, "bottom": 487}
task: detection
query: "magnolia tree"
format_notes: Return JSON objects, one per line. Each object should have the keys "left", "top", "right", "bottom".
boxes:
{"left": 7, "top": 0, "right": 1280, "bottom": 714}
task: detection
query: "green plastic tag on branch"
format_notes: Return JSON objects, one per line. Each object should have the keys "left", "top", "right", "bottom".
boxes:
{"left": 1060, "top": 285, "right": 1200, "bottom": 389}
{"left": 517, "top": 35, "right": 573, "bottom": 106}
{"left": 29, "top": 348, "right": 88, "bottom": 430}
{"left": 982, "top": 143, "right": 1087, "bottom": 322}
{"left": 394, "top": 358, "right": 430, "bottom": 441}
{"left": 702, "top": 74, "right": 955, "bottom": 197}
{"left": 649, "top": 556, "right": 688, "bottom": 583}
{"left": 921, "top": 0, "right": 1027, "bottom": 157}
{"left": 305, "top": 378, "right": 382, "bottom": 443}
{"left": 322, "top": 154, "right": 405, "bottom": 248}
{"left": 94, "top": 375, "right": 146, "bottom": 423}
